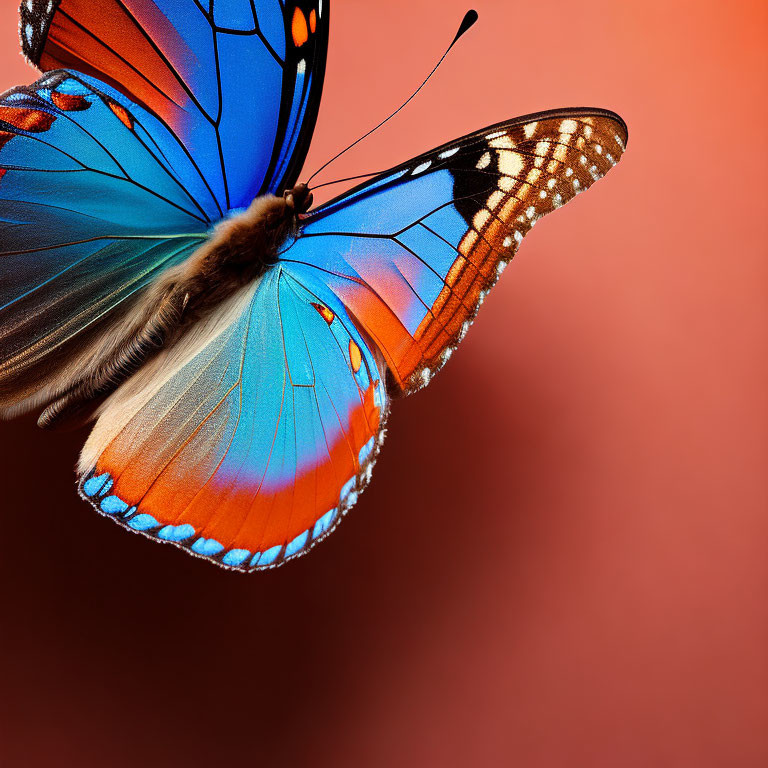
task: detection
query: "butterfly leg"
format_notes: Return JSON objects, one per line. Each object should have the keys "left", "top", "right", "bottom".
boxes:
{"left": 284, "top": 183, "right": 313, "bottom": 214}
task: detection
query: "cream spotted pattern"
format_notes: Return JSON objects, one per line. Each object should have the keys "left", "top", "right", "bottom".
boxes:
{"left": 403, "top": 110, "right": 627, "bottom": 393}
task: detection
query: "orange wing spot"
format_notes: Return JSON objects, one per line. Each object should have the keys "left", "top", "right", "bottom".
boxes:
{"left": 309, "top": 9, "right": 317, "bottom": 33}
{"left": 312, "top": 302, "right": 335, "bottom": 325}
{"left": 51, "top": 91, "right": 90, "bottom": 111}
{"left": 292, "top": 7, "right": 309, "bottom": 46}
{"left": 349, "top": 339, "right": 362, "bottom": 373}
{"left": 0, "top": 131, "right": 14, "bottom": 151}
{"left": 106, "top": 100, "right": 134, "bottom": 130}
{"left": 0, "top": 169, "right": 6, "bottom": 183}
{"left": 0, "top": 107, "right": 55, "bottom": 133}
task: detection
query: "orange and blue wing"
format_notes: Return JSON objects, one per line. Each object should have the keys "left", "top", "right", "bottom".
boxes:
{"left": 283, "top": 109, "right": 628, "bottom": 393}
{"left": 20, "top": 0, "right": 329, "bottom": 209}
{"left": 78, "top": 266, "right": 387, "bottom": 569}
{"left": 4, "top": 0, "right": 330, "bottom": 408}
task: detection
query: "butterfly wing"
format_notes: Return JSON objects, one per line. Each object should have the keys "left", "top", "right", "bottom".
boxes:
{"left": 4, "top": 0, "right": 330, "bottom": 413}
{"left": 284, "top": 109, "right": 628, "bottom": 393}
{"left": 78, "top": 266, "right": 387, "bottom": 570}
{"left": 20, "top": 0, "right": 330, "bottom": 209}
{"left": 0, "top": 72, "right": 212, "bottom": 414}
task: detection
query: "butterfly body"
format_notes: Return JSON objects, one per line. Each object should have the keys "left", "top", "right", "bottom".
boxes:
{"left": 1, "top": 1, "right": 627, "bottom": 570}
{"left": 37, "top": 183, "right": 314, "bottom": 429}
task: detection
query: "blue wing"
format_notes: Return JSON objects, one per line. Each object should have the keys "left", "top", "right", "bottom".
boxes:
{"left": 0, "top": 72, "right": 207, "bottom": 413}
{"left": 282, "top": 109, "right": 628, "bottom": 393}
{"left": 77, "top": 265, "right": 387, "bottom": 570}
{"left": 20, "top": 0, "right": 330, "bottom": 211}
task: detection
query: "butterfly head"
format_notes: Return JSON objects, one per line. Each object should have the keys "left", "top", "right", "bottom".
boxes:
{"left": 283, "top": 182, "right": 313, "bottom": 215}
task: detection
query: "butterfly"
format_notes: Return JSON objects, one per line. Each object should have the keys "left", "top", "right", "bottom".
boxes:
{"left": 1, "top": 0, "right": 627, "bottom": 570}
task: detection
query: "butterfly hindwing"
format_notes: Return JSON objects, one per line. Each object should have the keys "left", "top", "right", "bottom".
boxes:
{"left": 284, "top": 109, "right": 628, "bottom": 394}
{"left": 0, "top": 72, "right": 209, "bottom": 414}
{"left": 19, "top": 0, "right": 330, "bottom": 208}
{"left": 77, "top": 265, "right": 387, "bottom": 570}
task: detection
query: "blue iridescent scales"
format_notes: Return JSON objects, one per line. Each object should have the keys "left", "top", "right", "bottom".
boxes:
{"left": 78, "top": 268, "right": 387, "bottom": 570}
{"left": 1, "top": 0, "right": 627, "bottom": 569}
{"left": 0, "top": 72, "right": 208, "bottom": 412}
{"left": 19, "top": 0, "right": 329, "bottom": 209}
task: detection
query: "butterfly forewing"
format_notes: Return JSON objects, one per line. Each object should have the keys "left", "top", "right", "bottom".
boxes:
{"left": 2, "top": 0, "right": 332, "bottom": 414}
{"left": 0, "top": 73, "right": 207, "bottom": 415}
{"left": 410, "top": 110, "right": 626, "bottom": 388}
{"left": 290, "top": 108, "right": 627, "bottom": 394}
{"left": 19, "top": 0, "right": 330, "bottom": 206}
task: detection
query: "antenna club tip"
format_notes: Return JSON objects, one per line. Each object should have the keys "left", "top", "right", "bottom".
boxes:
{"left": 310, "top": 8, "right": 479, "bottom": 184}
{"left": 455, "top": 9, "right": 479, "bottom": 41}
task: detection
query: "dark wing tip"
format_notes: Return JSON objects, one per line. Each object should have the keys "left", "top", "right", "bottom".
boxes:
{"left": 18, "top": 0, "right": 61, "bottom": 66}
{"left": 603, "top": 108, "right": 629, "bottom": 148}
{"left": 561, "top": 106, "right": 629, "bottom": 148}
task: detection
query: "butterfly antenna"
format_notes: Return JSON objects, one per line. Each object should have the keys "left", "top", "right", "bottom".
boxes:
{"left": 306, "top": 9, "right": 478, "bottom": 187}
{"left": 310, "top": 172, "right": 388, "bottom": 191}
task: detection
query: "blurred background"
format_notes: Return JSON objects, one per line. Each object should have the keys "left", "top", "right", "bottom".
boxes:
{"left": 0, "top": 1, "right": 766, "bottom": 766}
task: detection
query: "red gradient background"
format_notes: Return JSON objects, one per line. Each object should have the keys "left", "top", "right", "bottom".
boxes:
{"left": 1, "top": 1, "right": 766, "bottom": 766}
